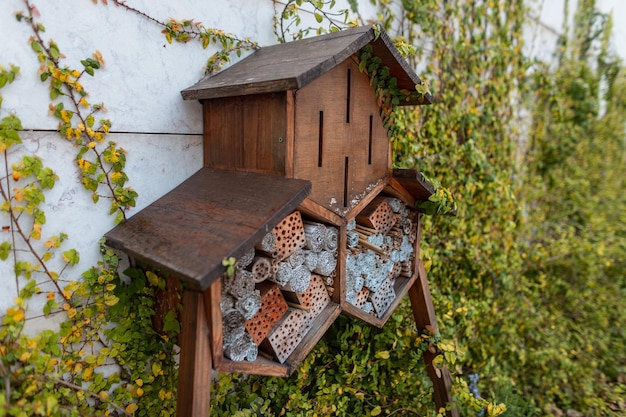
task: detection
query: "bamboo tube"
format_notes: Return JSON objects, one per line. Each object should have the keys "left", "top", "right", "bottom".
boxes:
{"left": 286, "top": 301, "right": 310, "bottom": 312}
{"left": 358, "top": 239, "right": 386, "bottom": 256}
{"left": 248, "top": 256, "right": 272, "bottom": 283}
{"left": 355, "top": 224, "right": 378, "bottom": 235}
{"left": 324, "top": 274, "right": 334, "bottom": 287}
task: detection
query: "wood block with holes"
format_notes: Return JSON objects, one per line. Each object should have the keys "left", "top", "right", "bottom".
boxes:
{"left": 353, "top": 287, "right": 370, "bottom": 309}
{"left": 272, "top": 211, "right": 306, "bottom": 261}
{"left": 261, "top": 309, "right": 311, "bottom": 363}
{"left": 369, "top": 276, "right": 396, "bottom": 317}
{"left": 356, "top": 197, "right": 397, "bottom": 235}
{"left": 244, "top": 282, "right": 288, "bottom": 346}
{"left": 282, "top": 274, "right": 330, "bottom": 317}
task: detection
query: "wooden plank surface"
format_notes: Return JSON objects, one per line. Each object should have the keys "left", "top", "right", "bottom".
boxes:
{"left": 203, "top": 93, "right": 287, "bottom": 175}
{"left": 176, "top": 290, "right": 212, "bottom": 417}
{"left": 181, "top": 26, "right": 374, "bottom": 100}
{"left": 181, "top": 25, "right": 429, "bottom": 106}
{"left": 392, "top": 168, "right": 436, "bottom": 201}
{"left": 105, "top": 168, "right": 311, "bottom": 291}
{"left": 408, "top": 260, "right": 459, "bottom": 417}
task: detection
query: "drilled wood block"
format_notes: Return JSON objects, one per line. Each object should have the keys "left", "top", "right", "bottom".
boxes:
{"left": 354, "top": 287, "right": 370, "bottom": 308}
{"left": 244, "top": 282, "right": 288, "bottom": 346}
{"left": 273, "top": 211, "right": 306, "bottom": 260}
{"left": 356, "top": 197, "right": 397, "bottom": 235}
{"left": 369, "top": 276, "right": 396, "bottom": 317}
{"left": 261, "top": 309, "right": 311, "bottom": 364}
{"left": 282, "top": 274, "right": 330, "bottom": 317}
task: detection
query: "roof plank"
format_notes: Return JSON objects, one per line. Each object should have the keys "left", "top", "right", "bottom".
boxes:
{"left": 181, "top": 25, "right": 431, "bottom": 105}
{"left": 105, "top": 168, "right": 311, "bottom": 291}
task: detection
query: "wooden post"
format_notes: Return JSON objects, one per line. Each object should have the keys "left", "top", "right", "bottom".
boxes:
{"left": 176, "top": 290, "right": 212, "bottom": 417}
{"left": 408, "top": 261, "right": 460, "bottom": 417}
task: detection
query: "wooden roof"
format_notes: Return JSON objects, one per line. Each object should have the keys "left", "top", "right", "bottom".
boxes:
{"left": 391, "top": 168, "right": 435, "bottom": 201}
{"left": 105, "top": 168, "right": 311, "bottom": 291}
{"left": 181, "top": 25, "right": 432, "bottom": 105}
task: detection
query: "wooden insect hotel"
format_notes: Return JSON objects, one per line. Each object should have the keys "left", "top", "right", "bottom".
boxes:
{"left": 105, "top": 25, "right": 458, "bottom": 417}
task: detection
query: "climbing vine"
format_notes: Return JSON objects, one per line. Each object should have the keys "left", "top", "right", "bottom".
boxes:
{"left": 94, "top": 0, "right": 258, "bottom": 75}
{"left": 17, "top": 2, "right": 137, "bottom": 226}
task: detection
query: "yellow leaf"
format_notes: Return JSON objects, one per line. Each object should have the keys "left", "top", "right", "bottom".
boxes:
{"left": 125, "top": 403, "right": 138, "bottom": 414}
{"left": 7, "top": 306, "right": 25, "bottom": 322}
{"left": 375, "top": 351, "right": 390, "bottom": 360}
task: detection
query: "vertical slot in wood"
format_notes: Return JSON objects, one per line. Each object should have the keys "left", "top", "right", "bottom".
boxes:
{"left": 346, "top": 69, "right": 351, "bottom": 123}
{"left": 318, "top": 111, "right": 324, "bottom": 167}
{"left": 344, "top": 156, "right": 349, "bottom": 207}
{"left": 368, "top": 114, "right": 373, "bottom": 165}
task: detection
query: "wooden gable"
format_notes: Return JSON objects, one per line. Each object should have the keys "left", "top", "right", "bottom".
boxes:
{"left": 293, "top": 58, "right": 390, "bottom": 214}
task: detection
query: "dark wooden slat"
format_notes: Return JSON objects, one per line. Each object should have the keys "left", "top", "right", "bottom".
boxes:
{"left": 181, "top": 26, "right": 373, "bottom": 100}
{"left": 408, "top": 261, "right": 460, "bottom": 417}
{"left": 391, "top": 168, "right": 436, "bottom": 201}
{"left": 176, "top": 290, "right": 212, "bottom": 417}
{"left": 105, "top": 168, "right": 311, "bottom": 291}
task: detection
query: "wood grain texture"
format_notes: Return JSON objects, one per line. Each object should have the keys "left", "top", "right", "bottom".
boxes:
{"left": 203, "top": 93, "right": 287, "bottom": 175}
{"left": 408, "top": 260, "right": 459, "bottom": 417}
{"left": 293, "top": 59, "right": 389, "bottom": 214}
{"left": 391, "top": 168, "right": 436, "bottom": 202}
{"left": 105, "top": 168, "right": 311, "bottom": 291}
{"left": 176, "top": 290, "right": 212, "bottom": 417}
{"left": 181, "top": 26, "right": 431, "bottom": 105}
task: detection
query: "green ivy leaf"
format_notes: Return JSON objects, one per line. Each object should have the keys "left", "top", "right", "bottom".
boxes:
{"left": 0, "top": 241, "right": 11, "bottom": 260}
{"left": 62, "top": 249, "right": 80, "bottom": 266}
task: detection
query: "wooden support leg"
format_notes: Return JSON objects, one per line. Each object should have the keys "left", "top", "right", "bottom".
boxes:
{"left": 177, "top": 290, "right": 212, "bottom": 417}
{"left": 408, "top": 260, "right": 460, "bottom": 417}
